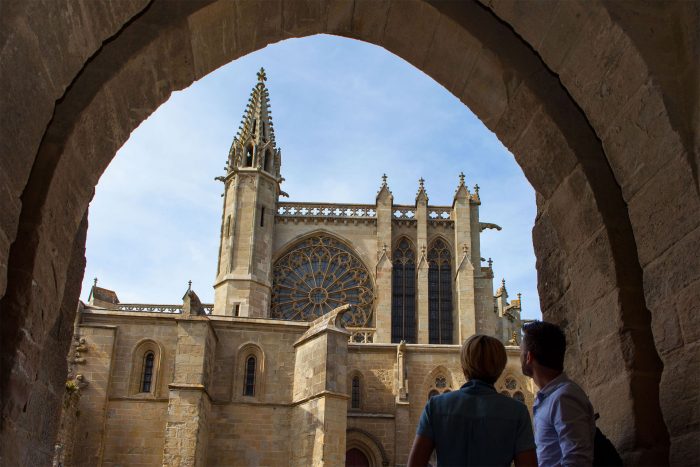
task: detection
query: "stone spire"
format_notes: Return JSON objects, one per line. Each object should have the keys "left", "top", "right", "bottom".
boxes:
{"left": 226, "top": 67, "right": 280, "bottom": 175}
{"left": 415, "top": 177, "right": 428, "bottom": 204}
{"left": 237, "top": 68, "right": 275, "bottom": 144}
{"left": 453, "top": 171, "right": 470, "bottom": 203}
{"left": 376, "top": 173, "right": 393, "bottom": 200}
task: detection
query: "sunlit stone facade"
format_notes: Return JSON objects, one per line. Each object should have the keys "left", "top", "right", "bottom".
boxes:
{"left": 64, "top": 71, "right": 532, "bottom": 467}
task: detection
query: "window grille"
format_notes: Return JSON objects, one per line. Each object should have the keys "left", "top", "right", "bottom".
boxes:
{"left": 392, "top": 238, "right": 416, "bottom": 343}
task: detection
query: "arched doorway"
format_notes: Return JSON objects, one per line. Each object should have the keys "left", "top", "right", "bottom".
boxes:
{"left": 346, "top": 448, "right": 370, "bottom": 467}
{"left": 2, "top": 1, "right": 696, "bottom": 465}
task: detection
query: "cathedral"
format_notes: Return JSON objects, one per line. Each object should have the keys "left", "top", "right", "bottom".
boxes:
{"left": 60, "top": 70, "right": 534, "bottom": 467}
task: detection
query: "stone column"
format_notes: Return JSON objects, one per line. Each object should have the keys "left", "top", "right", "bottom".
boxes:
{"left": 453, "top": 178, "right": 476, "bottom": 343}
{"left": 415, "top": 180, "right": 429, "bottom": 344}
{"left": 162, "top": 310, "right": 216, "bottom": 467}
{"left": 291, "top": 305, "right": 350, "bottom": 466}
{"left": 375, "top": 177, "right": 393, "bottom": 343}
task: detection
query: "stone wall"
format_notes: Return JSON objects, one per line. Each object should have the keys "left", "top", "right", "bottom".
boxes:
{"left": 1, "top": 1, "right": 698, "bottom": 464}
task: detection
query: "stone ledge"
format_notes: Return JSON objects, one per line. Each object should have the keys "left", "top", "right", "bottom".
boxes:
{"left": 347, "top": 412, "right": 395, "bottom": 419}
{"left": 292, "top": 390, "right": 350, "bottom": 407}
{"left": 108, "top": 396, "right": 169, "bottom": 403}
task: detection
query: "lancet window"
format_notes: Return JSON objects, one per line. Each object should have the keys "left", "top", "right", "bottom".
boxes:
{"left": 351, "top": 376, "right": 361, "bottom": 409}
{"left": 392, "top": 238, "right": 416, "bottom": 343}
{"left": 428, "top": 238, "right": 453, "bottom": 344}
{"left": 270, "top": 234, "right": 374, "bottom": 326}
{"left": 244, "top": 355, "right": 256, "bottom": 396}
{"left": 141, "top": 351, "right": 155, "bottom": 393}
{"left": 245, "top": 146, "right": 253, "bottom": 167}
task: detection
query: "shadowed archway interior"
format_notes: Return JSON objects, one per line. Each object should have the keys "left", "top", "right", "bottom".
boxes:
{"left": 1, "top": 1, "right": 698, "bottom": 465}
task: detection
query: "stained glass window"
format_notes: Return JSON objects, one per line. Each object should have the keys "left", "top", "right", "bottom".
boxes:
{"left": 428, "top": 238, "right": 453, "bottom": 344}
{"left": 392, "top": 238, "right": 416, "bottom": 343}
{"left": 271, "top": 235, "right": 374, "bottom": 326}
{"left": 244, "top": 356, "right": 256, "bottom": 396}
{"left": 351, "top": 376, "right": 361, "bottom": 409}
{"left": 141, "top": 352, "right": 154, "bottom": 393}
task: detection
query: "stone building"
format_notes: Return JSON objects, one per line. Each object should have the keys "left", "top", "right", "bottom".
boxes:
{"left": 64, "top": 71, "right": 532, "bottom": 466}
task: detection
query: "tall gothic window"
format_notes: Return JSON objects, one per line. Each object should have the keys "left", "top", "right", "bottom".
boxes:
{"left": 351, "top": 376, "right": 361, "bottom": 409}
{"left": 428, "top": 238, "right": 453, "bottom": 344}
{"left": 392, "top": 238, "right": 416, "bottom": 343}
{"left": 270, "top": 235, "right": 374, "bottom": 327}
{"left": 244, "top": 355, "right": 256, "bottom": 396}
{"left": 141, "top": 352, "right": 155, "bottom": 393}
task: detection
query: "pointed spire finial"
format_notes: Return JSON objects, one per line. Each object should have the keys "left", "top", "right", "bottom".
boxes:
{"left": 517, "top": 292, "right": 522, "bottom": 301}
{"left": 257, "top": 67, "right": 267, "bottom": 82}
{"left": 187, "top": 280, "right": 192, "bottom": 292}
{"left": 381, "top": 173, "right": 388, "bottom": 187}
{"left": 459, "top": 172, "right": 465, "bottom": 185}
{"left": 93, "top": 277, "right": 98, "bottom": 287}
{"left": 501, "top": 278, "right": 506, "bottom": 287}
{"left": 419, "top": 177, "right": 425, "bottom": 189}
{"left": 474, "top": 184, "right": 480, "bottom": 195}
{"left": 488, "top": 257, "right": 493, "bottom": 268}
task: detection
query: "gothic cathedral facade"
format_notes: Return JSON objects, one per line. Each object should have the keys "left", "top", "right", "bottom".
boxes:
{"left": 61, "top": 70, "right": 533, "bottom": 467}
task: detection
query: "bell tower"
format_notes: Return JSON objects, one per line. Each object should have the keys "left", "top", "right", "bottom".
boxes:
{"left": 214, "top": 68, "right": 282, "bottom": 317}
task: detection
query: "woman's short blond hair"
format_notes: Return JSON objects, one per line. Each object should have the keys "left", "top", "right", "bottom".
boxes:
{"left": 460, "top": 334, "right": 507, "bottom": 384}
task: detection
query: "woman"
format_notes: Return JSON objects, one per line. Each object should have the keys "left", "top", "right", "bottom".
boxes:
{"left": 407, "top": 335, "right": 537, "bottom": 467}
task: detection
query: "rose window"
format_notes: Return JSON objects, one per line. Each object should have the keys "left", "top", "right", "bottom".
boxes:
{"left": 271, "top": 235, "right": 374, "bottom": 326}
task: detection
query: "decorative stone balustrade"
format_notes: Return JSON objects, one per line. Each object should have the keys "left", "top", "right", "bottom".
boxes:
{"left": 393, "top": 205, "right": 452, "bottom": 222}
{"left": 277, "top": 202, "right": 376, "bottom": 219}
{"left": 113, "top": 304, "right": 214, "bottom": 315}
{"left": 348, "top": 328, "right": 375, "bottom": 343}
{"left": 427, "top": 207, "right": 451, "bottom": 221}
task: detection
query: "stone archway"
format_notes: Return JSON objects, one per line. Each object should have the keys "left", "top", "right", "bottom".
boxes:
{"left": 346, "top": 428, "right": 389, "bottom": 467}
{"left": 1, "top": 1, "right": 698, "bottom": 465}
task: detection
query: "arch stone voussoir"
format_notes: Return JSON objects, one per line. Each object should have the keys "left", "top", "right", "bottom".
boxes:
{"left": 1, "top": 0, "right": 697, "bottom": 464}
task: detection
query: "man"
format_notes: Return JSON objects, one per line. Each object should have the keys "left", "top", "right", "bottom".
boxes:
{"left": 521, "top": 321, "right": 595, "bottom": 466}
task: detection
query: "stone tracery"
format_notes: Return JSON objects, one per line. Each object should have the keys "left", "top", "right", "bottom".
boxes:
{"left": 271, "top": 235, "right": 374, "bottom": 326}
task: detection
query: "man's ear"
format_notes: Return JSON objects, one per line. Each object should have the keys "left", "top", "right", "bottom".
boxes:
{"left": 525, "top": 351, "right": 534, "bottom": 365}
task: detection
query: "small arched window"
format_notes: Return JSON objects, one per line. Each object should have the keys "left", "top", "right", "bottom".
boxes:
{"left": 141, "top": 352, "right": 155, "bottom": 393}
{"left": 245, "top": 147, "right": 254, "bottom": 166}
{"left": 351, "top": 376, "right": 361, "bottom": 409}
{"left": 244, "top": 355, "right": 256, "bottom": 396}
{"left": 265, "top": 150, "right": 273, "bottom": 172}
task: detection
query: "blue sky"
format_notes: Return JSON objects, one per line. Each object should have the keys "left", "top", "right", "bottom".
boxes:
{"left": 82, "top": 34, "right": 541, "bottom": 320}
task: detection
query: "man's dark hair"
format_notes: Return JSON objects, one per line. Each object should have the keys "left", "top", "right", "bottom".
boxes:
{"left": 522, "top": 321, "right": 566, "bottom": 372}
